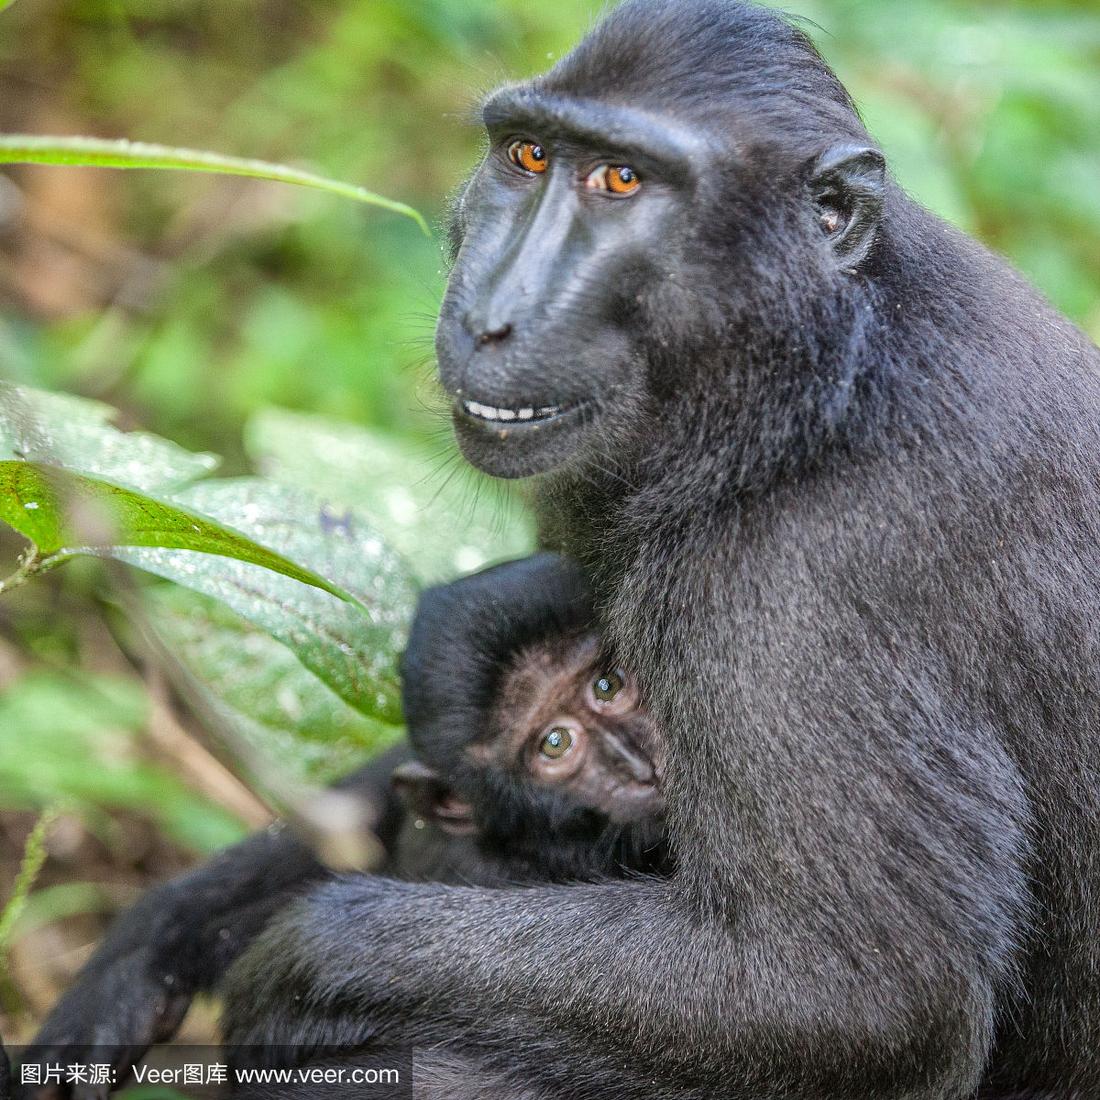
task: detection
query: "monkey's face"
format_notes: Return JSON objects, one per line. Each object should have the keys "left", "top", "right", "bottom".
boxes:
{"left": 435, "top": 4, "right": 886, "bottom": 482}
{"left": 397, "top": 611, "right": 668, "bottom": 877}
{"left": 435, "top": 84, "right": 708, "bottom": 480}
{"left": 473, "top": 633, "right": 663, "bottom": 825}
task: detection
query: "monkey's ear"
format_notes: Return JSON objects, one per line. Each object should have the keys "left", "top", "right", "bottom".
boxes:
{"left": 810, "top": 143, "right": 885, "bottom": 270}
{"left": 391, "top": 761, "right": 476, "bottom": 836}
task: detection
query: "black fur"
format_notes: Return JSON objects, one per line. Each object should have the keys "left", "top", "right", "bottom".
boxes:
{"left": 221, "top": 1, "right": 1100, "bottom": 1097}
{"left": 402, "top": 554, "right": 668, "bottom": 882}
{"left": 18, "top": 745, "right": 411, "bottom": 1098}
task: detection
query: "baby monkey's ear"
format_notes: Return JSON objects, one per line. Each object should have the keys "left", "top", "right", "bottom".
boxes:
{"left": 391, "top": 760, "right": 477, "bottom": 836}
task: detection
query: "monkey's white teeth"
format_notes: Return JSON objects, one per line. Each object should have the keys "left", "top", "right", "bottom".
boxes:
{"left": 462, "top": 400, "right": 562, "bottom": 423}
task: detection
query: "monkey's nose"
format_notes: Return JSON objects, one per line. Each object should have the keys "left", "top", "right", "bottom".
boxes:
{"left": 605, "top": 738, "right": 656, "bottom": 783}
{"left": 474, "top": 322, "right": 513, "bottom": 347}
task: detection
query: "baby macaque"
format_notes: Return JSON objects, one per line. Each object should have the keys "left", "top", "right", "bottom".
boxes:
{"left": 387, "top": 629, "right": 668, "bottom": 884}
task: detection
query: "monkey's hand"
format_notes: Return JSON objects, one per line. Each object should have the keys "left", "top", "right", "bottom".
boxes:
{"left": 23, "top": 745, "right": 415, "bottom": 1098}
{"left": 22, "top": 824, "right": 330, "bottom": 1100}
{"left": 17, "top": 882, "right": 195, "bottom": 1100}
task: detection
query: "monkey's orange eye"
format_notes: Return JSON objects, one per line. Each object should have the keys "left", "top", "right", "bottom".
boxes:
{"left": 538, "top": 726, "right": 574, "bottom": 759}
{"left": 508, "top": 140, "right": 548, "bottom": 174}
{"left": 593, "top": 670, "right": 625, "bottom": 702}
{"left": 585, "top": 164, "right": 640, "bottom": 195}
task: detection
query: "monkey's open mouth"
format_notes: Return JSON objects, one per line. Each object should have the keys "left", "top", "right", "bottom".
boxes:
{"left": 459, "top": 400, "right": 568, "bottom": 424}
{"left": 451, "top": 396, "right": 594, "bottom": 478}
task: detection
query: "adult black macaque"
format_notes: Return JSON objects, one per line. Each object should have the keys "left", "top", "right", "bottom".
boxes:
{"left": 23, "top": 557, "right": 668, "bottom": 1099}
{"left": 221, "top": 0, "right": 1100, "bottom": 1097}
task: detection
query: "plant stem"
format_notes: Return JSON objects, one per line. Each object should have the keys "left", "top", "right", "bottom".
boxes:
{"left": 0, "top": 809, "right": 57, "bottom": 1018}
{"left": 0, "top": 810, "right": 57, "bottom": 954}
{"left": 0, "top": 545, "right": 43, "bottom": 596}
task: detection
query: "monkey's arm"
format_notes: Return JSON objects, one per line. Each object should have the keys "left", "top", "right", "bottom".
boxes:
{"left": 28, "top": 550, "right": 591, "bottom": 1099}
{"left": 22, "top": 742, "right": 412, "bottom": 1097}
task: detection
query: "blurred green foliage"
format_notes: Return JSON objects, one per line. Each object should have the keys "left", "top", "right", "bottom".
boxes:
{"left": 0, "top": 0, "right": 1096, "bottom": 977}
{"left": 0, "top": 670, "right": 243, "bottom": 850}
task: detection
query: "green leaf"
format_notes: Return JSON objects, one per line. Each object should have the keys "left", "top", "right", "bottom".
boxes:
{"left": 144, "top": 586, "right": 402, "bottom": 784}
{"left": 0, "top": 811, "right": 54, "bottom": 957}
{"left": 0, "top": 134, "right": 428, "bottom": 234}
{"left": 0, "top": 463, "right": 64, "bottom": 552}
{"left": 246, "top": 408, "right": 537, "bottom": 584}
{"left": 0, "top": 382, "right": 219, "bottom": 494}
{"left": 0, "top": 462, "right": 348, "bottom": 601}
{"left": 115, "top": 479, "right": 418, "bottom": 723}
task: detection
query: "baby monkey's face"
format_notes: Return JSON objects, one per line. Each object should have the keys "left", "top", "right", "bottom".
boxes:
{"left": 479, "top": 632, "right": 663, "bottom": 824}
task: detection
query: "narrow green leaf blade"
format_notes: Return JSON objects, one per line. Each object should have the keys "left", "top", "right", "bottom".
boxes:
{"left": 0, "top": 135, "right": 428, "bottom": 233}
{"left": 0, "top": 462, "right": 347, "bottom": 600}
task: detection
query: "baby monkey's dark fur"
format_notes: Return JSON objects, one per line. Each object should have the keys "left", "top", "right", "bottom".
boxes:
{"left": 398, "top": 554, "right": 668, "bottom": 886}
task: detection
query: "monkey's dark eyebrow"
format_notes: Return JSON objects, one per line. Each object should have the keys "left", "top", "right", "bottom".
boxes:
{"left": 482, "top": 87, "right": 709, "bottom": 177}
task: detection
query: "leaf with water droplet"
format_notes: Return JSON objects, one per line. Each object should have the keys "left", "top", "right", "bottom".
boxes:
{"left": 0, "top": 383, "right": 218, "bottom": 493}
{"left": 0, "top": 462, "right": 346, "bottom": 601}
{"left": 245, "top": 408, "right": 536, "bottom": 584}
{"left": 116, "top": 479, "right": 418, "bottom": 723}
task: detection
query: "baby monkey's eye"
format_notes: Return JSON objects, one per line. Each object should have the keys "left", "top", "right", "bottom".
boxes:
{"left": 508, "top": 140, "right": 548, "bottom": 174}
{"left": 593, "top": 669, "right": 625, "bottom": 702}
{"left": 585, "top": 164, "right": 640, "bottom": 195}
{"left": 538, "top": 726, "right": 574, "bottom": 759}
